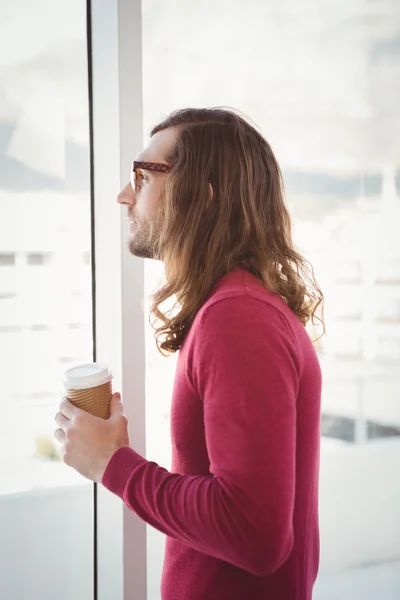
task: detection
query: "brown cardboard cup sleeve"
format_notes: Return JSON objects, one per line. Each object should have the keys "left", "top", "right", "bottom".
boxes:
{"left": 63, "top": 363, "right": 113, "bottom": 420}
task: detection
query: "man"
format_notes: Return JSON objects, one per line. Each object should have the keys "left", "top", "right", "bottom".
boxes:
{"left": 55, "top": 108, "right": 323, "bottom": 600}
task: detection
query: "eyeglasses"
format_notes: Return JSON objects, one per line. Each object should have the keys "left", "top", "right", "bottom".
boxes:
{"left": 131, "top": 160, "right": 174, "bottom": 191}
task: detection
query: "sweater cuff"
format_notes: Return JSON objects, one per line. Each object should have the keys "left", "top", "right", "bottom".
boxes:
{"left": 102, "top": 446, "right": 147, "bottom": 498}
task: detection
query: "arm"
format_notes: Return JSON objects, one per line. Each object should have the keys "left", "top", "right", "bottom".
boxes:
{"left": 103, "top": 296, "right": 299, "bottom": 576}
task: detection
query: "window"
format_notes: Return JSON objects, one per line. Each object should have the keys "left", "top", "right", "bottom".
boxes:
{"left": 334, "top": 336, "right": 363, "bottom": 360}
{"left": 0, "top": 2, "right": 94, "bottom": 598}
{"left": 376, "top": 337, "right": 400, "bottom": 363}
{"left": 334, "top": 260, "right": 362, "bottom": 284}
{"left": 2, "top": 2, "right": 398, "bottom": 598}
{"left": 26, "top": 252, "right": 52, "bottom": 266}
{"left": 376, "top": 259, "right": 400, "bottom": 285}
{"left": 143, "top": 2, "right": 400, "bottom": 599}
{"left": 283, "top": 170, "right": 382, "bottom": 198}
{"left": 375, "top": 297, "right": 400, "bottom": 323}
{"left": 0, "top": 253, "right": 15, "bottom": 266}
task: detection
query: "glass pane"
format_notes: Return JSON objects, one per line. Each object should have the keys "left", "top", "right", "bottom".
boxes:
{"left": 0, "top": 1, "right": 94, "bottom": 598}
{"left": 143, "top": 2, "right": 400, "bottom": 599}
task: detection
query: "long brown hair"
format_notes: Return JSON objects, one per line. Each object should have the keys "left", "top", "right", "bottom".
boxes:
{"left": 150, "top": 108, "right": 323, "bottom": 354}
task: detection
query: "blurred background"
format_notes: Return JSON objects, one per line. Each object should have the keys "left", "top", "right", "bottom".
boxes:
{"left": 0, "top": 0, "right": 399, "bottom": 598}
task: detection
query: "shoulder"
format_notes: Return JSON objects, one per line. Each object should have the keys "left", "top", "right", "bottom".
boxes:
{"left": 193, "top": 269, "right": 300, "bottom": 346}
{"left": 183, "top": 271, "right": 307, "bottom": 393}
{"left": 179, "top": 271, "right": 310, "bottom": 380}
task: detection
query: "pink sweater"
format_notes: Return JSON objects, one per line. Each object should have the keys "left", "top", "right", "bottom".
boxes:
{"left": 103, "top": 268, "right": 322, "bottom": 599}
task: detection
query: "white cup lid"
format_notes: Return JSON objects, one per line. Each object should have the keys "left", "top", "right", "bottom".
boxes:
{"left": 63, "top": 362, "right": 112, "bottom": 390}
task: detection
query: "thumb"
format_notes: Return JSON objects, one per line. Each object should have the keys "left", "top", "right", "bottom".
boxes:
{"left": 110, "top": 392, "right": 123, "bottom": 415}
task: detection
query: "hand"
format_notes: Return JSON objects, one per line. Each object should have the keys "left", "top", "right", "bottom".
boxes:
{"left": 54, "top": 393, "right": 130, "bottom": 482}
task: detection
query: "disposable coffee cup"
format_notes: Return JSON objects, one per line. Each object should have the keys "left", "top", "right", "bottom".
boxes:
{"left": 63, "top": 363, "right": 113, "bottom": 420}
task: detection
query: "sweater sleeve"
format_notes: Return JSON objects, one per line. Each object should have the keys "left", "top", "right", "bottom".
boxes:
{"left": 102, "top": 296, "right": 300, "bottom": 576}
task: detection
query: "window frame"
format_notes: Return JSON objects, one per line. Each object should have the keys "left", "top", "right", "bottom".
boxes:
{"left": 90, "top": 1, "right": 147, "bottom": 598}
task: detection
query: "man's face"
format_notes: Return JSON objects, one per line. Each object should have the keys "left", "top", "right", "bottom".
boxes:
{"left": 117, "top": 127, "right": 177, "bottom": 259}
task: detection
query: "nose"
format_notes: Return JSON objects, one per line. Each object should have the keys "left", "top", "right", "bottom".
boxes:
{"left": 117, "top": 182, "right": 136, "bottom": 207}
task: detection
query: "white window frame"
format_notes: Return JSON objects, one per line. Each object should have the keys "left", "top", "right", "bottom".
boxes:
{"left": 90, "top": 1, "right": 147, "bottom": 598}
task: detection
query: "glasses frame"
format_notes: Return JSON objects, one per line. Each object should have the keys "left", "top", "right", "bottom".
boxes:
{"left": 131, "top": 161, "right": 174, "bottom": 191}
{"left": 132, "top": 160, "right": 173, "bottom": 174}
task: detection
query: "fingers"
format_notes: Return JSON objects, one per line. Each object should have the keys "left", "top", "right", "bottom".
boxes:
{"left": 60, "top": 397, "right": 80, "bottom": 420}
{"left": 54, "top": 428, "right": 66, "bottom": 444}
{"left": 55, "top": 411, "right": 70, "bottom": 431}
{"left": 110, "top": 392, "right": 124, "bottom": 416}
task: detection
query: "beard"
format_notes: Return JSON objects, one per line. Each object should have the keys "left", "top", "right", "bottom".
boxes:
{"left": 128, "top": 209, "right": 164, "bottom": 260}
